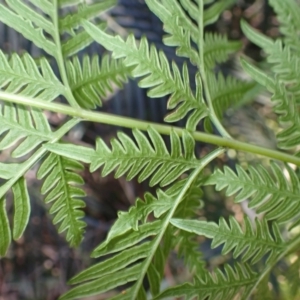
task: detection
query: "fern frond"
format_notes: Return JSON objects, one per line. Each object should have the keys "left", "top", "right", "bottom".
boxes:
{"left": 171, "top": 216, "right": 285, "bottom": 264}
{"left": 240, "top": 59, "right": 300, "bottom": 149}
{"left": 205, "top": 162, "right": 300, "bottom": 224}
{"left": 206, "top": 71, "right": 257, "bottom": 119}
{"left": 154, "top": 263, "right": 257, "bottom": 300}
{"left": 204, "top": 33, "right": 241, "bottom": 69}
{"left": 0, "top": 103, "right": 53, "bottom": 157}
{"left": 269, "top": 0, "right": 300, "bottom": 50}
{"left": 66, "top": 54, "right": 131, "bottom": 109}
{"left": 0, "top": 162, "right": 21, "bottom": 180}
{"left": 82, "top": 21, "right": 208, "bottom": 129}
{"left": 0, "top": 51, "right": 64, "bottom": 101}
{"left": 0, "top": 0, "right": 56, "bottom": 56}
{"left": 145, "top": 0, "right": 199, "bottom": 65}
{"left": 37, "top": 153, "right": 86, "bottom": 247}
{"left": 241, "top": 20, "right": 300, "bottom": 94}
{"left": 59, "top": 0, "right": 116, "bottom": 35}
{"left": 62, "top": 23, "right": 106, "bottom": 58}
{"left": 45, "top": 127, "right": 199, "bottom": 187}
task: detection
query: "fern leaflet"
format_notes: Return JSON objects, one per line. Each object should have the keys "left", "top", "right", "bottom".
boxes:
{"left": 205, "top": 162, "right": 300, "bottom": 224}
{"left": 45, "top": 127, "right": 199, "bottom": 187}
{"left": 66, "top": 54, "right": 131, "bottom": 109}
{"left": 154, "top": 263, "right": 258, "bottom": 300}
{"left": 82, "top": 20, "right": 208, "bottom": 130}
{"left": 171, "top": 216, "right": 285, "bottom": 264}
{"left": 37, "top": 153, "right": 86, "bottom": 247}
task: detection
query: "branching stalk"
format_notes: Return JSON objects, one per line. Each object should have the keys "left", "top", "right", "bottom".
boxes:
{"left": 0, "top": 91, "right": 299, "bottom": 166}
{"left": 197, "top": 0, "right": 232, "bottom": 139}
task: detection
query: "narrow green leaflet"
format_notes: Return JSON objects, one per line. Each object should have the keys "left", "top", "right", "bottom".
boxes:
{"left": 0, "top": 162, "right": 21, "bottom": 180}
{"left": 37, "top": 153, "right": 86, "bottom": 247}
{"left": 204, "top": 33, "right": 242, "bottom": 69}
{"left": 0, "top": 198, "right": 11, "bottom": 257}
{"left": 206, "top": 71, "right": 257, "bottom": 119}
{"left": 0, "top": 1, "right": 56, "bottom": 56}
{"left": 11, "top": 177, "right": 30, "bottom": 240}
{"left": 0, "top": 103, "right": 53, "bottom": 158}
{"left": 45, "top": 127, "right": 199, "bottom": 187}
{"left": 171, "top": 216, "right": 285, "bottom": 264}
{"left": 59, "top": 0, "right": 116, "bottom": 34}
{"left": 66, "top": 55, "right": 131, "bottom": 108}
{"left": 269, "top": 0, "right": 300, "bottom": 50}
{"left": 82, "top": 20, "right": 208, "bottom": 129}
{"left": 154, "top": 263, "right": 258, "bottom": 300}
{"left": 0, "top": 51, "right": 65, "bottom": 101}
{"left": 205, "top": 162, "right": 300, "bottom": 224}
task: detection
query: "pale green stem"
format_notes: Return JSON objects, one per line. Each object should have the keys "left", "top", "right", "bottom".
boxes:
{"left": 0, "top": 118, "right": 80, "bottom": 199}
{"left": 247, "top": 234, "right": 300, "bottom": 299}
{"left": 0, "top": 91, "right": 300, "bottom": 166}
{"left": 52, "top": 0, "right": 79, "bottom": 108}
{"left": 131, "top": 147, "right": 225, "bottom": 298}
{"left": 197, "top": 0, "right": 231, "bottom": 139}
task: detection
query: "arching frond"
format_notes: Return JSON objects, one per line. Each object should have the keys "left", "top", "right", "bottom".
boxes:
{"left": 45, "top": 127, "right": 199, "bottom": 187}
{"left": 204, "top": 33, "right": 241, "bottom": 69}
{"left": 66, "top": 54, "right": 131, "bottom": 109}
{"left": 0, "top": 51, "right": 64, "bottom": 101}
{"left": 205, "top": 162, "right": 300, "bottom": 224}
{"left": 154, "top": 263, "right": 257, "bottom": 300}
{"left": 171, "top": 216, "right": 285, "bottom": 264}
{"left": 82, "top": 21, "right": 208, "bottom": 129}
{"left": 206, "top": 71, "right": 257, "bottom": 119}
{"left": 269, "top": 0, "right": 300, "bottom": 50}
{"left": 0, "top": 103, "right": 53, "bottom": 158}
{"left": 37, "top": 153, "right": 86, "bottom": 247}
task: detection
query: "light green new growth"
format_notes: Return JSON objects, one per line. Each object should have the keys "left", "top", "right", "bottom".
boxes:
{"left": 0, "top": 0, "right": 300, "bottom": 299}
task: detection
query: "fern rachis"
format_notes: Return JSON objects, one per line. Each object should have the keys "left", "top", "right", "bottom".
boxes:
{"left": 0, "top": 0, "right": 300, "bottom": 299}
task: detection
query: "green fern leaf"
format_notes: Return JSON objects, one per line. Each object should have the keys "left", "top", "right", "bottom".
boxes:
{"left": 269, "top": 0, "right": 300, "bottom": 50}
{"left": 205, "top": 162, "right": 300, "bottom": 224}
{"left": 62, "top": 23, "right": 106, "bottom": 58}
{"left": 37, "top": 153, "right": 86, "bottom": 247}
{"left": 154, "top": 263, "right": 257, "bottom": 300}
{"left": 59, "top": 0, "right": 116, "bottom": 35}
{"left": 204, "top": 33, "right": 241, "bottom": 69}
{"left": 82, "top": 21, "right": 208, "bottom": 129}
{"left": 0, "top": 51, "right": 64, "bottom": 101}
{"left": 12, "top": 177, "right": 30, "bottom": 240}
{"left": 207, "top": 71, "right": 257, "bottom": 119}
{"left": 0, "top": 198, "right": 11, "bottom": 256}
{"left": 0, "top": 103, "right": 53, "bottom": 158}
{"left": 45, "top": 127, "right": 199, "bottom": 187}
{"left": 171, "top": 216, "right": 284, "bottom": 264}
{"left": 145, "top": 0, "right": 199, "bottom": 65}
{"left": 241, "top": 20, "right": 300, "bottom": 94}
{"left": 0, "top": 1, "right": 56, "bottom": 56}
{"left": 66, "top": 54, "right": 130, "bottom": 108}
{"left": 0, "top": 162, "right": 21, "bottom": 180}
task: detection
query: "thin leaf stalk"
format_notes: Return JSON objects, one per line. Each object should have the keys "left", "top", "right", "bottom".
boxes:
{"left": 52, "top": 0, "right": 79, "bottom": 108}
{"left": 0, "top": 91, "right": 300, "bottom": 166}
{"left": 131, "top": 147, "right": 225, "bottom": 298}
{"left": 197, "top": 0, "right": 231, "bottom": 139}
